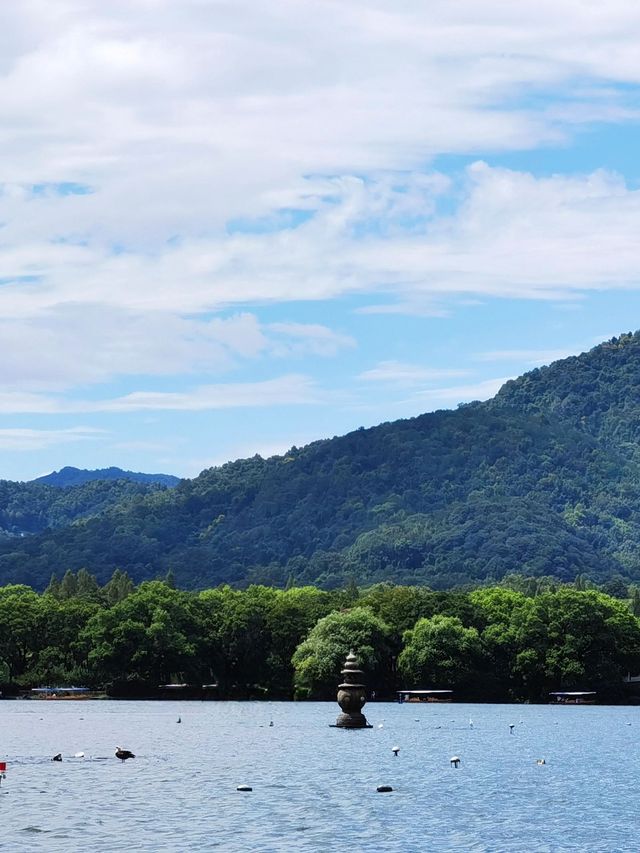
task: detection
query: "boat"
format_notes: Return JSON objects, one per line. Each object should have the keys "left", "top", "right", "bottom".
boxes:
{"left": 31, "top": 686, "right": 95, "bottom": 700}
{"left": 549, "top": 691, "right": 597, "bottom": 705}
{"left": 397, "top": 689, "right": 453, "bottom": 703}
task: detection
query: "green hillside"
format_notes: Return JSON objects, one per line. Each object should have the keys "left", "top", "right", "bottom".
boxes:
{"left": 32, "top": 466, "right": 180, "bottom": 488}
{"left": 2, "top": 332, "right": 640, "bottom": 590}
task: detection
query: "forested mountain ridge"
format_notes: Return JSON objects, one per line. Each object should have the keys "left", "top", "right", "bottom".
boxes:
{"left": 32, "top": 466, "right": 180, "bottom": 488}
{"left": 2, "top": 332, "right": 640, "bottom": 590}
{"left": 0, "top": 478, "right": 170, "bottom": 539}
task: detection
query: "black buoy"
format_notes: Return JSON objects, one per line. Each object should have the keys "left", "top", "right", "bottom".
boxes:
{"left": 237, "top": 784, "right": 253, "bottom": 792}
{"left": 51, "top": 753, "right": 62, "bottom": 762}
{"left": 377, "top": 785, "right": 393, "bottom": 793}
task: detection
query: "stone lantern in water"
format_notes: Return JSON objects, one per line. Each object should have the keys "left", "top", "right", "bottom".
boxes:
{"left": 333, "top": 650, "right": 372, "bottom": 728}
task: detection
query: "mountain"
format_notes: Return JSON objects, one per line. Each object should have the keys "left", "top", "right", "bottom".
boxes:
{"left": 32, "top": 466, "right": 180, "bottom": 488}
{"left": 2, "top": 332, "right": 640, "bottom": 591}
{"left": 0, "top": 478, "right": 170, "bottom": 539}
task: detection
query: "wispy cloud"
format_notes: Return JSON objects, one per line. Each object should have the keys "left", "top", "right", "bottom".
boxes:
{"left": 0, "top": 427, "right": 105, "bottom": 452}
{"left": 408, "top": 376, "right": 513, "bottom": 406}
{"left": 0, "top": 375, "right": 324, "bottom": 415}
{"left": 359, "top": 360, "right": 469, "bottom": 386}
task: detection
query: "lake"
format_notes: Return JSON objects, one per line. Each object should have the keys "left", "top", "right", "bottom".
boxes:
{"left": 0, "top": 700, "right": 637, "bottom": 852}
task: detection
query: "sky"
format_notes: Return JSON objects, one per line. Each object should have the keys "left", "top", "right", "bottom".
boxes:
{"left": 2, "top": 1, "right": 640, "bottom": 480}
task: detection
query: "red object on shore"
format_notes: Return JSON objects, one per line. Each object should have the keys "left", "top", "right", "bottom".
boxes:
{"left": 0, "top": 762, "right": 6, "bottom": 771}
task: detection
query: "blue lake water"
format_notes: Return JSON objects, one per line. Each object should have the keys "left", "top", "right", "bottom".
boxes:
{"left": 0, "top": 700, "right": 638, "bottom": 852}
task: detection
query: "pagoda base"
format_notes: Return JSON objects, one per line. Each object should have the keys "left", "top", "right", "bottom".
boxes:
{"left": 331, "top": 712, "right": 372, "bottom": 728}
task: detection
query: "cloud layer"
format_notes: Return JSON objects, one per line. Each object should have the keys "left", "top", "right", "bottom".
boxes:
{"left": 1, "top": 2, "right": 640, "bottom": 473}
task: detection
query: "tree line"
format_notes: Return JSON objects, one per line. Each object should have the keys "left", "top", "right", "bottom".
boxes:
{"left": 1, "top": 571, "right": 640, "bottom": 702}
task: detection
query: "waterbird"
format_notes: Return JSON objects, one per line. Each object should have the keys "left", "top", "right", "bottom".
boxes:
{"left": 177, "top": 717, "right": 181, "bottom": 724}
{"left": 51, "top": 753, "right": 62, "bottom": 762}
{"left": 450, "top": 756, "right": 461, "bottom": 768}
{"left": 269, "top": 721, "right": 274, "bottom": 727}
{"left": 392, "top": 746, "right": 400, "bottom": 756}
{"left": 536, "top": 758, "right": 546, "bottom": 765}
{"left": 115, "top": 747, "right": 135, "bottom": 762}
{"left": 509, "top": 724, "right": 515, "bottom": 734}
{"left": 377, "top": 723, "right": 384, "bottom": 729}
{"left": 74, "top": 752, "right": 85, "bottom": 759}
{"left": 469, "top": 719, "right": 474, "bottom": 729}
{"left": 237, "top": 784, "right": 252, "bottom": 792}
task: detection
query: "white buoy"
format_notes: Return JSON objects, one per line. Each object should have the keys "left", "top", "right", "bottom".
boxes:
{"left": 392, "top": 746, "right": 400, "bottom": 756}
{"left": 450, "top": 756, "right": 461, "bottom": 768}
{"left": 74, "top": 752, "right": 85, "bottom": 759}
{"left": 378, "top": 723, "right": 384, "bottom": 729}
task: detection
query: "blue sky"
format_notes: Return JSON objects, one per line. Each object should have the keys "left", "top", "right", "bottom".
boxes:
{"left": 1, "top": 1, "right": 640, "bottom": 480}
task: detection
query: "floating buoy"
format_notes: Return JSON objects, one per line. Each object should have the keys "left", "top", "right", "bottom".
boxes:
{"left": 450, "top": 756, "right": 461, "bottom": 768}
{"left": 377, "top": 785, "right": 393, "bottom": 793}
{"left": 74, "top": 752, "right": 85, "bottom": 759}
{"left": 0, "top": 760, "right": 6, "bottom": 786}
{"left": 236, "top": 784, "right": 253, "bottom": 792}
{"left": 509, "top": 724, "right": 515, "bottom": 733}
{"left": 392, "top": 746, "right": 400, "bottom": 756}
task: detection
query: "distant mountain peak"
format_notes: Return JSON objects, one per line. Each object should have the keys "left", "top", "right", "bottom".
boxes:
{"left": 32, "top": 466, "right": 180, "bottom": 488}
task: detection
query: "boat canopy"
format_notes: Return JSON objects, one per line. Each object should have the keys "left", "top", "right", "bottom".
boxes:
{"left": 549, "top": 691, "right": 596, "bottom": 697}
{"left": 397, "top": 689, "right": 453, "bottom": 695}
{"left": 31, "top": 686, "right": 90, "bottom": 694}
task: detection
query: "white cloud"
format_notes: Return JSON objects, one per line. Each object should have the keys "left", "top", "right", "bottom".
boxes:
{"left": 267, "top": 322, "right": 356, "bottom": 357}
{"left": 0, "top": 426, "right": 104, "bottom": 451}
{"left": 97, "top": 374, "right": 322, "bottom": 412}
{"left": 0, "top": 374, "right": 323, "bottom": 414}
{"left": 0, "top": 3, "right": 639, "bottom": 397}
{"left": 359, "top": 361, "right": 470, "bottom": 386}
{"left": 408, "top": 376, "right": 513, "bottom": 406}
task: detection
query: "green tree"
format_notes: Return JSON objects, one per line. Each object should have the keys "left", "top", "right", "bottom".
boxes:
{"left": 0, "top": 585, "right": 44, "bottom": 680}
{"left": 292, "top": 606, "right": 395, "bottom": 699}
{"left": 81, "top": 582, "right": 200, "bottom": 685}
{"left": 398, "top": 615, "right": 485, "bottom": 693}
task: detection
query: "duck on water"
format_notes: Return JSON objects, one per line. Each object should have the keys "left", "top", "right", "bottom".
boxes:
{"left": 115, "top": 747, "right": 135, "bottom": 762}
